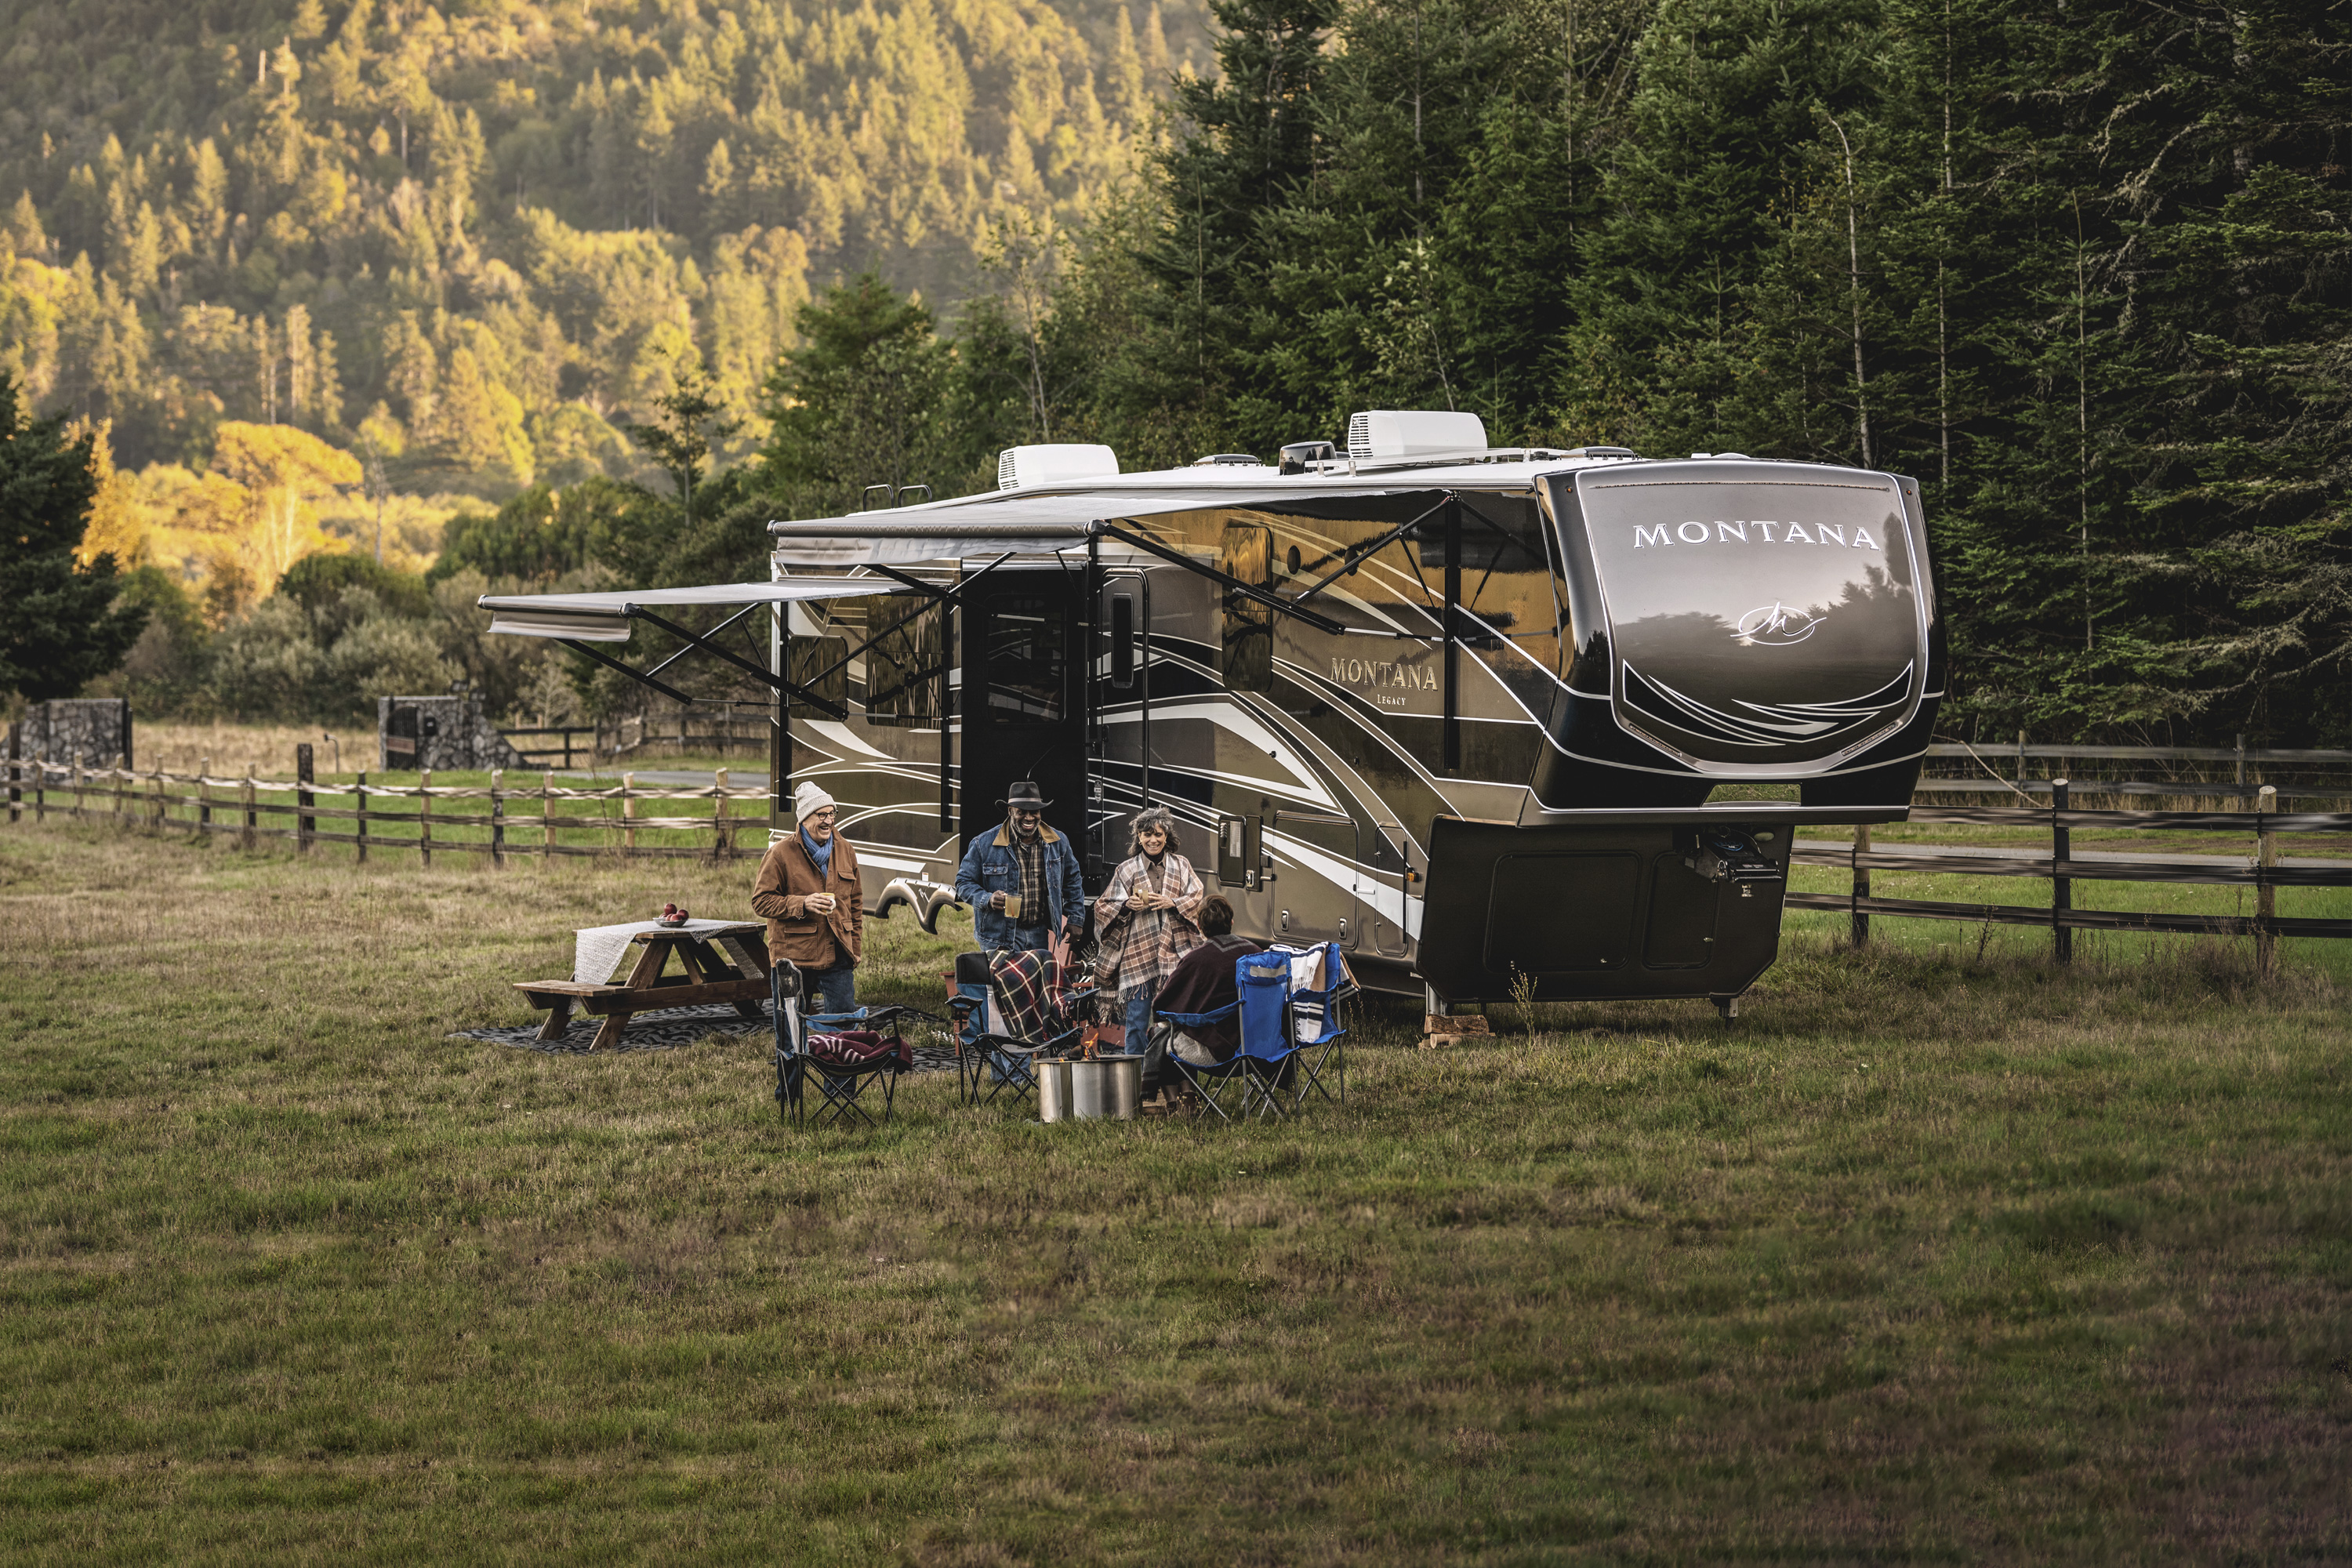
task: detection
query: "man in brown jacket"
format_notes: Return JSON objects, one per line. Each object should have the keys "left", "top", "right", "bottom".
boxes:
{"left": 751, "top": 779, "right": 862, "bottom": 1014}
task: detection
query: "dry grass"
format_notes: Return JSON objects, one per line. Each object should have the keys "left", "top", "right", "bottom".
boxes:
{"left": 2, "top": 817, "right": 2349, "bottom": 1563}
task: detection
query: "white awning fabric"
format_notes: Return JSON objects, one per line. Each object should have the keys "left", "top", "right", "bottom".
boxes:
{"left": 765, "top": 489, "right": 1297, "bottom": 565}
{"left": 479, "top": 579, "right": 901, "bottom": 642}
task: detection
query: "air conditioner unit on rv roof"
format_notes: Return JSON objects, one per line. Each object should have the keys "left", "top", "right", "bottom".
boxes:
{"left": 997, "top": 444, "right": 1120, "bottom": 490}
{"left": 1347, "top": 410, "right": 1489, "bottom": 460}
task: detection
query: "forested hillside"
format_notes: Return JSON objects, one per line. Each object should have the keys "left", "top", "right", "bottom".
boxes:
{"left": 0, "top": 0, "right": 1193, "bottom": 485}
{"left": 9, "top": 0, "right": 2347, "bottom": 748}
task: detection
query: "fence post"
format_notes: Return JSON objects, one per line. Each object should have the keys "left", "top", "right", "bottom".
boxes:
{"left": 1851, "top": 824, "right": 1871, "bottom": 949}
{"left": 491, "top": 768, "right": 505, "bottom": 867}
{"left": 152, "top": 761, "right": 165, "bottom": 828}
{"left": 2235, "top": 733, "right": 2247, "bottom": 807}
{"left": 2051, "top": 778, "right": 2072, "bottom": 966}
{"left": 5, "top": 721, "right": 18, "bottom": 825}
{"left": 2016, "top": 728, "right": 2028, "bottom": 794}
{"left": 419, "top": 768, "right": 433, "bottom": 869}
{"left": 2256, "top": 783, "right": 2278, "bottom": 979}
{"left": 356, "top": 771, "right": 368, "bottom": 865}
{"left": 622, "top": 771, "right": 637, "bottom": 853}
{"left": 114, "top": 753, "right": 127, "bottom": 824}
{"left": 240, "top": 776, "right": 256, "bottom": 851}
{"left": 296, "top": 742, "right": 315, "bottom": 854}
{"left": 543, "top": 770, "right": 554, "bottom": 858}
{"left": 198, "top": 757, "right": 211, "bottom": 833}
{"left": 35, "top": 754, "right": 48, "bottom": 823}
{"left": 713, "top": 767, "right": 729, "bottom": 859}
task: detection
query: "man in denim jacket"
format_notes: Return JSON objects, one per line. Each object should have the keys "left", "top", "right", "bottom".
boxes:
{"left": 956, "top": 779, "right": 1087, "bottom": 954}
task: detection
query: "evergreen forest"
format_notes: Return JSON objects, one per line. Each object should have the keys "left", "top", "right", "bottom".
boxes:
{"left": 3, "top": 0, "right": 2347, "bottom": 746}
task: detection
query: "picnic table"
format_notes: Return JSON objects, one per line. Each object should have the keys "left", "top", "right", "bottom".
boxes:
{"left": 514, "top": 919, "right": 773, "bottom": 1050}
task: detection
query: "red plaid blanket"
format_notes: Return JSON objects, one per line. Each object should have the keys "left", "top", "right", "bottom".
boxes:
{"left": 808, "top": 1029, "right": 909, "bottom": 1069}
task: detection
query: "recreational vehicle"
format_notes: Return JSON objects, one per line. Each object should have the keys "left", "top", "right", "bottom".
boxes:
{"left": 481, "top": 411, "right": 1944, "bottom": 1014}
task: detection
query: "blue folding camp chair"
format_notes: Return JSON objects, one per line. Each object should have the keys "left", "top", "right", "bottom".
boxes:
{"left": 1159, "top": 951, "right": 1304, "bottom": 1120}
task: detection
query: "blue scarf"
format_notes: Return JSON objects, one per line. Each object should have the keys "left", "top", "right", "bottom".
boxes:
{"left": 800, "top": 826, "right": 833, "bottom": 880}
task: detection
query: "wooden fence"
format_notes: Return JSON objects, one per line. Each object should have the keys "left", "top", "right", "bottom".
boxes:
{"left": 13, "top": 756, "right": 2352, "bottom": 969}
{"left": 1788, "top": 784, "right": 2352, "bottom": 971}
{"left": 1917, "top": 739, "right": 2352, "bottom": 805}
{"left": 2, "top": 757, "right": 775, "bottom": 864}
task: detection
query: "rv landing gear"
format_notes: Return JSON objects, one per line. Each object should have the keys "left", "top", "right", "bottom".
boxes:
{"left": 1712, "top": 994, "right": 1744, "bottom": 1022}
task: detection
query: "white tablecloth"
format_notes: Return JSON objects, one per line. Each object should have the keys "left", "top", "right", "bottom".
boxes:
{"left": 573, "top": 919, "right": 746, "bottom": 985}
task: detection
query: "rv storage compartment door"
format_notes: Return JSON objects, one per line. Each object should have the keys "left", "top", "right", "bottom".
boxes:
{"left": 1417, "top": 815, "right": 1791, "bottom": 1004}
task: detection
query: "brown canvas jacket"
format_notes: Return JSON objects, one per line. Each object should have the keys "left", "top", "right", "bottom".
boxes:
{"left": 751, "top": 832, "right": 862, "bottom": 969}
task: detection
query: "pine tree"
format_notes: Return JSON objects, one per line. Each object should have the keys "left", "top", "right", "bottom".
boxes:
{"left": 0, "top": 373, "right": 147, "bottom": 701}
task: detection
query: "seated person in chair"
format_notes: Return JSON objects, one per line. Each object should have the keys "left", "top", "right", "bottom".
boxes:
{"left": 1152, "top": 895, "right": 1264, "bottom": 1068}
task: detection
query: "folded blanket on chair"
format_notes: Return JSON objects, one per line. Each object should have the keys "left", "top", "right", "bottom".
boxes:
{"left": 809, "top": 1029, "right": 909, "bottom": 1069}
{"left": 985, "top": 948, "right": 1062, "bottom": 1040}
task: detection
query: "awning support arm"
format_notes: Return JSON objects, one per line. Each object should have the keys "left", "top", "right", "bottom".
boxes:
{"left": 1096, "top": 524, "right": 1347, "bottom": 636}
{"left": 644, "top": 601, "right": 759, "bottom": 682}
{"left": 558, "top": 637, "right": 697, "bottom": 706}
{"left": 630, "top": 606, "right": 848, "bottom": 720}
{"left": 804, "top": 553, "right": 1017, "bottom": 687}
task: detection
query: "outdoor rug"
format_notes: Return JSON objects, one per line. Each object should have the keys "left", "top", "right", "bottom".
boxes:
{"left": 453, "top": 1000, "right": 960, "bottom": 1071}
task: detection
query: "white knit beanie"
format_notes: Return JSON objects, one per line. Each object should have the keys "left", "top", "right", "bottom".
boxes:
{"left": 793, "top": 779, "right": 836, "bottom": 818}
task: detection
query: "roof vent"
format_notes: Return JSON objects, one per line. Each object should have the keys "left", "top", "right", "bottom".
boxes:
{"left": 997, "top": 443, "right": 1120, "bottom": 491}
{"left": 1192, "top": 452, "right": 1264, "bottom": 466}
{"left": 1347, "top": 410, "right": 1488, "bottom": 460}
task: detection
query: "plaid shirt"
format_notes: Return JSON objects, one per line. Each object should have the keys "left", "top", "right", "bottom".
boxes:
{"left": 1009, "top": 821, "right": 1045, "bottom": 924}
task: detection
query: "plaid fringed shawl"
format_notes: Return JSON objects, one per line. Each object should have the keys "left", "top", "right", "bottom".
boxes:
{"left": 1094, "top": 851, "right": 1206, "bottom": 994}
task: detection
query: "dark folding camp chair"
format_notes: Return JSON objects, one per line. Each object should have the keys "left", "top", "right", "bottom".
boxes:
{"left": 947, "top": 947, "right": 1093, "bottom": 1113}
{"left": 773, "top": 965, "right": 938, "bottom": 1129}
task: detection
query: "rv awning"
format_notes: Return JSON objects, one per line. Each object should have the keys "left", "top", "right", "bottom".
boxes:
{"left": 478, "top": 579, "right": 902, "bottom": 643}
{"left": 766, "top": 489, "right": 1301, "bottom": 565}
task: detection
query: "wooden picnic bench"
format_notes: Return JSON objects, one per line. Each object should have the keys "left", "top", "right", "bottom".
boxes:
{"left": 515, "top": 920, "right": 773, "bottom": 1051}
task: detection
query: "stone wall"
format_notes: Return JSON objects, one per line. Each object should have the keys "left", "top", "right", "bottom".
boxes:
{"left": 14, "top": 699, "right": 132, "bottom": 767}
{"left": 376, "top": 693, "right": 527, "bottom": 772}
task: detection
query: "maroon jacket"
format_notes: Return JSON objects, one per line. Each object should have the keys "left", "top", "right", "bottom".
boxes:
{"left": 1154, "top": 934, "right": 1267, "bottom": 1062}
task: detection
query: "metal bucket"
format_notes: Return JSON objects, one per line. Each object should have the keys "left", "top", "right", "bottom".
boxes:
{"left": 1035, "top": 1058, "right": 1075, "bottom": 1123}
{"left": 1068, "top": 1055, "right": 1143, "bottom": 1120}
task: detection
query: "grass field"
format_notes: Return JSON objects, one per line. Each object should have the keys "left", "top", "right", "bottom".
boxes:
{"left": 3, "top": 815, "right": 2349, "bottom": 1563}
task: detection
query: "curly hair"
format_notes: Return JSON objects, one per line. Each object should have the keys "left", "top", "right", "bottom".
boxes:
{"left": 1126, "top": 804, "right": 1181, "bottom": 858}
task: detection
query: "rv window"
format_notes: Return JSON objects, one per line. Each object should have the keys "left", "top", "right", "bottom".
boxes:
{"left": 1218, "top": 522, "right": 1275, "bottom": 693}
{"left": 985, "top": 593, "right": 1066, "bottom": 724}
{"left": 787, "top": 636, "right": 848, "bottom": 710}
{"left": 866, "top": 601, "right": 946, "bottom": 728}
{"left": 1109, "top": 593, "right": 1136, "bottom": 688}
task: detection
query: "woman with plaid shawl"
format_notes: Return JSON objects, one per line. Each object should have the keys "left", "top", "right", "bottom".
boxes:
{"left": 1092, "top": 805, "right": 1207, "bottom": 1048}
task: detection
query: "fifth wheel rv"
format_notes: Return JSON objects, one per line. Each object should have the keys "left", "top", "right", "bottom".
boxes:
{"left": 481, "top": 410, "right": 1944, "bottom": 1015}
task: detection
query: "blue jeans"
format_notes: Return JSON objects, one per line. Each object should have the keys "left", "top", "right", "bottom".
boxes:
{"left": 1122, "top": 981, "right": 1156, "bottom": 1053}
{"left": 800, "top": 961, "right": 858, "bottom": 1018}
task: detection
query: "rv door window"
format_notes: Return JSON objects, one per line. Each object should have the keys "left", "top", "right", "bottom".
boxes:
{"left": 1109, "top": 593, "right": 1136, "bottom": 688}
{"left": 985, "top": 592, "right": 1066, "bottom": 724}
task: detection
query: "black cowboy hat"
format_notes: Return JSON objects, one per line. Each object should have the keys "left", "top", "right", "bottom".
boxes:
{"left": 1000, "top": 780, "right": 1052, "bottom": 809}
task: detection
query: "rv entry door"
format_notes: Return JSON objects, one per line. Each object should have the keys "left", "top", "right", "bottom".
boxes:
{"left": 963, "top": 575, "right": 1087, "bottom": 851}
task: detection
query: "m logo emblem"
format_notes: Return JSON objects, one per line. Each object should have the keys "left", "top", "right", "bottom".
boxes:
{"left": 1733, "top": 602, "right": 1820, "bottom": 646}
